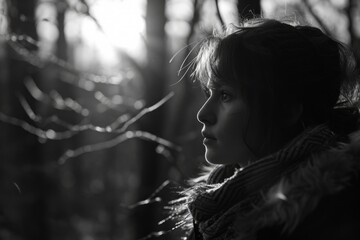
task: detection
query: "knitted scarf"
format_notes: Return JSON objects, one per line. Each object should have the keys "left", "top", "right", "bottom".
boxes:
{"left": 187, "top": 124, "right": 337, "bottom": 239}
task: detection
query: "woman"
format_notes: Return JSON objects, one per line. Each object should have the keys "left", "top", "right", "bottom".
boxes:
{"left": 173, "top": 19, "right": 360, "bottom": 239}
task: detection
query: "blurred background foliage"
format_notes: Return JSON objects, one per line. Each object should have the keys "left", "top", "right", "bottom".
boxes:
{"left": 0, "top": 0, "right": 359, "bottom": 239}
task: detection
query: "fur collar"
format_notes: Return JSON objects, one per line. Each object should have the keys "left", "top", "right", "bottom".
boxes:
{"left": 172, "top": 128, "right": 360, "bottom": 240}
{"left": 225, "top": 131, "right": 360, "bottom": 239}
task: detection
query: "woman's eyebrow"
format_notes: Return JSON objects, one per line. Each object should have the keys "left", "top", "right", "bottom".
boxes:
{"left": 206, "top": 79, "right": 224, "bottom": 89}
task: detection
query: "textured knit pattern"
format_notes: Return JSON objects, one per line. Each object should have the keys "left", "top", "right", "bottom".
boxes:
{"left": 181, "top": 124, "right": 360, "bottom": 239}
{"left": 189, "top": 125, "right": 335, "bottom": 223}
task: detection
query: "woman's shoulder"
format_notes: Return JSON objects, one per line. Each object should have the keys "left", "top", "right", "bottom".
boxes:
{"left": 257, "top": 177, "right": 360, "bottom": 240}
{"left": 295, "top": 177, "right": 360, "bottom": 239}
{"left": 256, "top": 130, "right": 360, "bottom": 240}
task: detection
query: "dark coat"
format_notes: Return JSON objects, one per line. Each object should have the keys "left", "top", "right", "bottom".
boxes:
{"left": 258, "top": 177, "right": 360, "bottom": 240}
{"left": 186, "top": 130, "right": 360, "bottom": 240}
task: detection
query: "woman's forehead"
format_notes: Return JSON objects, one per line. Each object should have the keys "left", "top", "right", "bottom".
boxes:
{"left": 206, "top": 78, "right": 222, "bottom": 89}
{"left": 206, "top": 77, "right": 237, "bottom": 89}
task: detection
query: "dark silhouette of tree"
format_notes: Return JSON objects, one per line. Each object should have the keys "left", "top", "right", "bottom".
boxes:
{"left": 1, "top": 1, "right": 48, "bottom": 240}
{"left": 134, "top": 0, "right": 168, "bottom": 239}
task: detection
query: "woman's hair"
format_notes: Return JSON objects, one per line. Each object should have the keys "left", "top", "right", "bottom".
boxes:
{"left": 192, "top": 18, "right": 360, "bottom": 135}
{"left": 170, "top": 19, "right": 360, "bottom": 233}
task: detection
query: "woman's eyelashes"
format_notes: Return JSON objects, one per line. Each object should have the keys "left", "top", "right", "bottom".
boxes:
{"left": 220, "top": 90, "right": 232, "bottom": 102}
{"left": 203, "top": 87, "right": 233, "bottom": 102}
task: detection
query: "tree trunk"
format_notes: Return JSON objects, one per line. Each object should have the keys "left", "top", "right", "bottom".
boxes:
{"left": 3, "top": 1, "right": 48, "bottom": 240}
{"left": 134, "top": 0, "right": 168, "bottom": 238}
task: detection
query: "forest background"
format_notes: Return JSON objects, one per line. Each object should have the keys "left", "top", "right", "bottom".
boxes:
{"left": 0, "top": 0, "right": 359, "bottom": 239}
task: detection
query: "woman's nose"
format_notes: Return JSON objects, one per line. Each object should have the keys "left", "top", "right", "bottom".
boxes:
{"left": 197, "top": 99, "right": 216, "bottom": 125}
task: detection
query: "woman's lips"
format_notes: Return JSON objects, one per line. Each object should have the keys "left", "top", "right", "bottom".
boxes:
{"left": 201, "top": 131, "right": 216, "bottom": 144}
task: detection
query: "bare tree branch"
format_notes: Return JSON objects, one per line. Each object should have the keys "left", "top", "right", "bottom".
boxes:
{"left": 186, "top": 0, "right": 202, "bottom": 44}
{"left": 1, "top": 91, "right": 175, "bottom": 139}
{"left": 119, "top": 180, "right": 172, "bottom": 210}
{"left": 215, "top": 0, "right": 225, "bottom": 30}
{"left": 58, "top": 130, "right": 181, "bottom": 164}
{"left": 345, "top": 0, "right": 355, "bottom": 46}
{"left": 113, "top": 92, "right": 175, "bottom": 132}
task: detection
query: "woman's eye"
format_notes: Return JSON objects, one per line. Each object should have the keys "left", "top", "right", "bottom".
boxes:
{"left": 220, "top": 91, "right": 232, "bottom": 102}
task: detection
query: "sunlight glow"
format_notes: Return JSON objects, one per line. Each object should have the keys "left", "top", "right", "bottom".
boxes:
{"left": 64, "top": 0, "right": 146, "bottom": 70}
{"left": 90, "top": 0, "right": 145, "bottom": 52}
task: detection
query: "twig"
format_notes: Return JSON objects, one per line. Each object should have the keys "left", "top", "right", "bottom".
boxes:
{"left": 112, "top": 92, "right": 174, "bottom": 131}
{"left": 119, "top": 180, "right": 171, "bottom": 210}
{"left": 58, "top": 130, "right": 181, "bottom": 164}
{"left": 345, "top": 0, "right": 355, "bottom": 46}
{"left": 0, "top": 112, "right": 77, "bottom": 140}
{"left": 0, "top": 92, "right": 175, "bottom": 142}
{"left": 215, "top": 0, "right": 225, "bottom": 30}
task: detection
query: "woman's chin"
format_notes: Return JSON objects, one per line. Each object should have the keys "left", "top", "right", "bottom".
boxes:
{"left": 205, "top": 150, "right": 234, "bottom": 165}
{"left": 205, "top": 150, "right": 219, "bottom": 164}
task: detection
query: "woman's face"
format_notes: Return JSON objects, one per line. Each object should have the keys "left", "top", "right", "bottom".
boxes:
{"left": 197, "top": 80, "right": 258, "bottom": 165}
